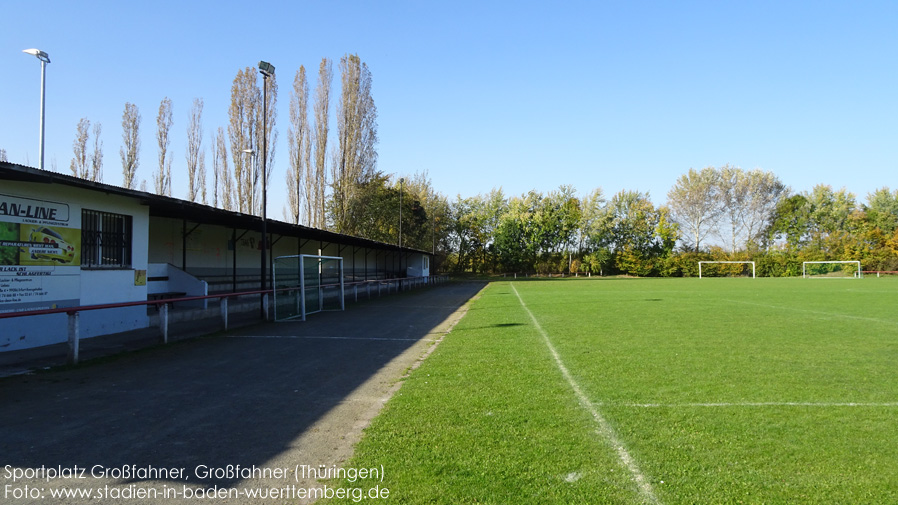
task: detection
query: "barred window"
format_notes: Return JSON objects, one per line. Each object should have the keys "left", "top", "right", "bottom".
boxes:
{"left": 81, "top": 209, "right": 132, "bottom": 268}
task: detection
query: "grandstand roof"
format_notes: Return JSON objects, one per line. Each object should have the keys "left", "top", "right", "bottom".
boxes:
{"left": 0, "top": 161, "right": 431, "bottom": 255}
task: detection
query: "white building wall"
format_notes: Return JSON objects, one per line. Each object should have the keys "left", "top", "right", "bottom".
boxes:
{"left": 1, "top": 182, "right": 149, "bottom": 351}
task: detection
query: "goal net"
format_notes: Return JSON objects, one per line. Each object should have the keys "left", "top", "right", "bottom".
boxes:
{"left": 698, "top": 261, "right": 756, "bottom": 278}
{"left": 802, "top": 261, "right": 862, "bottom": 279}
{"left": 273, "top": 254, "right": 344, "bottom": 321}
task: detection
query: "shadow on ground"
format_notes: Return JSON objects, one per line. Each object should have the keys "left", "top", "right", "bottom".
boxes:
{"left": 0, "top": 281, "right": 485, "bottom": 502}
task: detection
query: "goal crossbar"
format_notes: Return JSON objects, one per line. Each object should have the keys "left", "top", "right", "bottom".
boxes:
{"left": 802, "top": 261, "right": 862, "bottom": 279}
{"left": 698, "top": 261, "right": 756, "bottom": 279}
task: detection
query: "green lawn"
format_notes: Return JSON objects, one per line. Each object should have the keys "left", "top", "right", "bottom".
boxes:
{"left": 325, "top": 278, "right": 898, "bottom": 504}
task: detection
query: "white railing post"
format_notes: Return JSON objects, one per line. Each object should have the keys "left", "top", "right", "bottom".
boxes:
{"left": 220, "top": 297, "right": 229, "bottom": 331}
{"left": 67, "top": 312, "right": 80, "bottom": 365}
{"left": 159, "top": 304, "right": 170, "bottom": 344}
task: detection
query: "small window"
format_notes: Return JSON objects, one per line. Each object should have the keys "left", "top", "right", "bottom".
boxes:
{"left": 81, "top": 209, "right": 132, "bottom": 268}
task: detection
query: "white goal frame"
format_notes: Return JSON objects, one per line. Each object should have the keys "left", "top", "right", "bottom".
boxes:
{"left": 273, "top": 254, "right": 344, "bottom": 321}
{"left": 802, "top": 261, "right": 862, "bottom": 279}
{"left": 698, "top": 261, "right": 756, "bottom": 279}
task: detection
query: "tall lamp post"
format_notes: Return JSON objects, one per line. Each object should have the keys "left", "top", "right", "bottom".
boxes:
{"left": 23, "top": 48, "right": 50, "bottom": 171}
{"left": 398, "top": 177, "right": 404, "bottom": 279}
{"left": 398, "top": 178, "right": 404, "bottom": 248}
{"left": 258, "top": 61, "right": 274, "bottom": 318}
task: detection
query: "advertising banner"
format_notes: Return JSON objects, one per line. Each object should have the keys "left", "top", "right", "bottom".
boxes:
{"left": 0, "top": 194, "right": 81, "bottom": 314}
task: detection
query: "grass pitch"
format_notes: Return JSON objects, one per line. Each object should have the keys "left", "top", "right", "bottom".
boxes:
{"left": 325, "top": 278, "right": 898, "bottom": 504}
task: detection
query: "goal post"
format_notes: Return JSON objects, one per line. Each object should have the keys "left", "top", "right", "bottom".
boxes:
{"left": 698, "top": 261, "right": 756, "bottom": 278}
{"left": 802, "top": 261, "right": 862, "bottom": 279}
{"left": 273, "top": 254, "right": 344, "bottom": 321}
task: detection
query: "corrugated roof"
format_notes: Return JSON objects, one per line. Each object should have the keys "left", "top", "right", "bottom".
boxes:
{"left": 0, "top": 161, "right": 430, "bottom": 255}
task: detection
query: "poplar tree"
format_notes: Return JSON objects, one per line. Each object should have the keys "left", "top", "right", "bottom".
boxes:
{"left": 89, "top": 123, "right": 103, "bottom": 182}
{"left": 120, "top": 102, "right": 140, "bottom": 189}
{"left": 70, "top": 118, "right": 90, "bottom": 179}
{"left": 331, "top": 54, "right": 378, "bottom": 233}
{"left": 287, "top": 66, "right": 309, "bottom": 224}
{"left": 310, "top": 58, "right": 332, "bottom": 229}
{"left": 212, "top": 127, "right": 233, "bottom": 211}
{"left": 228, "top": 68, "right": 260, "bottom": 214}
{"left": 155, "top": 97, "right": 173, "bottom": 196}
{"left": 186, "top": 98, "right": 205, "bottom": 202}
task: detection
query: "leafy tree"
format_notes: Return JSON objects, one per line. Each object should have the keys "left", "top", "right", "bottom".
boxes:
{"left": 667, "top": 167, "right": 720, "bottom": 251}
{"left": 602, "top": 190, "right": 672, "bottom": 275}
{"left": 582, "top": 248, "right": 612, "bottom": 275}
{"left": 120, "top": 102, "right": 140, "bottom": 189}
{"left": 449, "top": 189, "right": 506, "bottom": 273}
{"left": 740, "top": 169, "right": 787, "bottom": 249}
{"left": 578, "top": 187, "right": 606, "bottom": 254}
{"left": 401, "top": 171, "right": 451, "bottom": 255}
{"left": 865, "top": 187, "right": 898, "bottom": 234}
{"left": 493, "top": 193, "right": 541, "bottom": 272}
{"left": 539, "top": 185, "right": 581, "bottom": 255}
{"left": 805, "top": 184, "right": 858, "bottom": 241}
{"left": 337, "top": 173, "right": 428, "bottom": 249}
{"left": 714, "top": 164, "right": 748, "bottom": 252}
{"left": 766, "top": 194, "right": 811, "bottom": 249}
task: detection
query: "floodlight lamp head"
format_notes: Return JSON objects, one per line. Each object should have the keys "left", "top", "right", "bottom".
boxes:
{"left": 23, "top": 48, "right": 50, "bottom": 63}
{"left": 242, "top": 148, "right": 255, "bottom": 154}
{"left": 258, "top": 61, "right": 275, "bottom": 77}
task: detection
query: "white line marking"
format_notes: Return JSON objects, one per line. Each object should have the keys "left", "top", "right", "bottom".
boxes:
{"left": 511, "top": 284, "right": 660, "bottom": 505}
{"left": 227, "top": 335, "right": 436, "bottom": 342}
{"left": 599, "top": 401, "right": 898, "bottom": 408}
{"left": 722, "top": 298, "right": 898, "bottom": 326}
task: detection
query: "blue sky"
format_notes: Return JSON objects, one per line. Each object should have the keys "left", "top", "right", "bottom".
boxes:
{"left": 3, "top": 0, "right": 896, "bottom": 217}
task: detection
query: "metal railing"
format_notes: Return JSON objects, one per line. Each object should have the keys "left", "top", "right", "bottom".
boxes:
{"left": 0, "top": 275, "right": 449, "bottom": 365}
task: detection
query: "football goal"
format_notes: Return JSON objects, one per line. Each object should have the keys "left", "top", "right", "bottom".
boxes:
{"left": 802, "top": 261, "right": 862, "bottom": 279}
{"left": 273, "top": 254, "right": 344, "bottom": 321}
{"left": 698, "top": 261, "right": 756, "bottom": 278}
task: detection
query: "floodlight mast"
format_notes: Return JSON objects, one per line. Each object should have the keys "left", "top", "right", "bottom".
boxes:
{"left": 258, "top": 61, "right": 274, "bottom": 318}
{"left": 23, "top": 48, "right": 50, "bottom": 171}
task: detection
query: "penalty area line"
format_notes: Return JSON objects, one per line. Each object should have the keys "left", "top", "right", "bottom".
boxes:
{"left": 721, "top": 298, "right": 898, "bottom": 326}
{"left": 510, "top": 283, "right": 661, "bottom": 505}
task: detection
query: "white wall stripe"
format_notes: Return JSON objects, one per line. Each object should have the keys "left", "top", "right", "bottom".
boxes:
{"left": 511, "top": 284, "right": 661, "bottom": 505}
